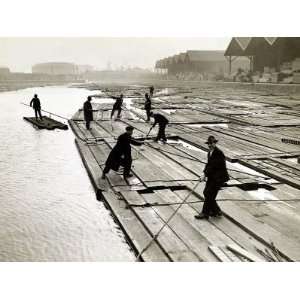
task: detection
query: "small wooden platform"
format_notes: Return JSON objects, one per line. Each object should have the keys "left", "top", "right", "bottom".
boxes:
{"left": 24, "top": 116, "right": 68, "bottom": 130}
{"left": 69, "top": 86, "right": 300, "bottom": 262}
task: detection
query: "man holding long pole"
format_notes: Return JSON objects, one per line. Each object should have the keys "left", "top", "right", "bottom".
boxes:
{"left": 149, "top": 112, "right": 169, "bottom": 144}
{"left": 30, "top": 94, "right": 43, "bottom": 121}
{"left": 101, "top": 126, "right": 143, "bottom": 181}
{"left": 195, "top": 135, "right": 229, "bottom": 220}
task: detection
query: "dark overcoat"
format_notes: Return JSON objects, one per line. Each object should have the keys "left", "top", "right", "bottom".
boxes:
{"left": 144, "top": 96, "right": 151, "bottom": 110}
{"left": 112, "top": 96, "right": 123, "bottom": 109}
{"left": 83, "top": 100, "right": 93, "bottom": 121}
{"left": 105, "top": 132, "right": 142, "bottom": 171}
{"left": 153, "top": 113, "right": 169, "bottom": 126}
{"left": 30, "top": 97, "right": 41, "bottom": 109}
{"left": 204, "top": 147, "right": 229, "bottom": 184}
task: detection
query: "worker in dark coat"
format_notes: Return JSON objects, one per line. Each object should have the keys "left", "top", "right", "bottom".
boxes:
{"left": 83, "top": 96, "right": 93, "bottom": 130}
{"left": 150, "top": 112, "right": 169, "bottom": 143}
{"left": 30, "top": 94, "right": 43, "bottom": 121}
{"left": 110, "top": 94, "right": 123, "bottom": 119}
{"left": 195, "top": 136, "right": 229, "bottom": 220}
{"left": 149, "top": 86, "right": 154, "bottom": 97}
{"left": 144, "top": 93, "right": 152, "bottom": 122}
{"left": 101, "top": 126, "right": 143, "bottom": 180}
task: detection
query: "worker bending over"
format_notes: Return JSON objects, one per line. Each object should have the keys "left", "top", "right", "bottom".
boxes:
{"left": 110, "top": 94, "right": 124, "bottom": 119}
{"left": 150, "top": 112, "right": 169, "bottom": 143}
{"left": 102, "top": 126, "right": 143, "bottom": 180}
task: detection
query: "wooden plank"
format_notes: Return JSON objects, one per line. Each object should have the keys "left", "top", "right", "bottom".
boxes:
{"left": 131, "top": 206, "right": 200, "bottom": 261}
{"left": 208, "top": 246, "right": 232, "bottom": 262}
{"left": 221, "top": 201, "right": 300, "bottom": 261}
{"left": 139, "top": 144, "right": 199, "bottom": 182}
{"left": 102, "top": 191, "right": 169, "bottom": 262}
{"left": 120, "top": 191, "right": 147, "bottom": 206}
{"left": 173, "top": 189, "right": 289, "bottom": 261}
{"left": 88, "top": 143, "right": 129, "bottom": 188}
{"left": 153, "top": 189, "right": 241, "bottom": 261}
{"left": 235, "top": 201, "right": 300, "bottom": 243}
{"left": 226, "top": 244, "right": 264, "bottom": 262}
{"left": 240, "top": 159, "right": 300, "bottom": 189}
{"left": 69, "top": 120, "right": 86, "bottom": 141}
{"left": 76, "top": 121, "right": 94, "bottom": 139}
{"left": 75, "top": 140, "right": 108, "bottom": 198}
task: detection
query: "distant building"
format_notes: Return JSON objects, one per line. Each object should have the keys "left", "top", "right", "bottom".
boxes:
{"left": 32, "top": 62, "right": 77, "bottom": 75}
{"left": 225, "top": 37, "right": 300, "bottom": 73}
{"left": 183, "top": 50, "right": 227, "bottom": 74}
{"left": 0, "top": 67, "right": 10, "bottom": 76}
{"left": 155, "top": 49, "right": 249, "bottom": 77}
{"left": 77, "top": 64, "right": 93, "bottom": 74}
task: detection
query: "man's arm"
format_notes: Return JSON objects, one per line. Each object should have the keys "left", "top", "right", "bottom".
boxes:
{"left": 130, "top": 138, "right": 144, "bottom": 146}
{"left": 152, "top": 116, "right": 157, "bottom": 127}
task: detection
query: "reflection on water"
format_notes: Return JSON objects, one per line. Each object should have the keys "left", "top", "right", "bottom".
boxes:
{"left": 0, "top": 86, "right": 135, "bottom": 261}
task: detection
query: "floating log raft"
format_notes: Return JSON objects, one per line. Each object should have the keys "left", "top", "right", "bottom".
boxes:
{"left": 24, "top": 116, "right": 68, "bottom": 130}
{"left": 69, "top": 86, "right": 300, "bottom": 262}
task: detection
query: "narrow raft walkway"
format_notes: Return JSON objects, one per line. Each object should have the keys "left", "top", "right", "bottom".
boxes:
{"left": 69, "top": 86, "right": 300, "bottom": 262}
{"left": 24, "top": 116, "right": 68, "bottom": 130}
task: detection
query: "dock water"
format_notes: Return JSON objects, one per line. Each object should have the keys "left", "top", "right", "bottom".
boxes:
{"left": 70, "top": 84, "right": 300, "bottom": 262}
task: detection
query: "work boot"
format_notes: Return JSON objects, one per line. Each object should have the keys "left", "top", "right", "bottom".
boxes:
{"left": 194, "top": 213, "right": 209, "bottom": 220}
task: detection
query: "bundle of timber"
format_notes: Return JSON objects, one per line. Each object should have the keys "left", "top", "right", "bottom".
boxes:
{"left": 23, "top": 116, "right": 68, "bottom": 130}
{"left": 282, "top": 138, "right": 300, "bottom": 145}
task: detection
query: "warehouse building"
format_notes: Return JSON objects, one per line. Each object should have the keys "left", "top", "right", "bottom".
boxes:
{"left": 155, "top": 49, "right": 248, "bottom": 79}
{"left": 225, "top": 37, "right": 300, "bottom": 73}
{"left": 32, "top": 62, "right": 78, "bottom": 75}
{"left": 0, "top": 67, "right": 10, "bottom": 77}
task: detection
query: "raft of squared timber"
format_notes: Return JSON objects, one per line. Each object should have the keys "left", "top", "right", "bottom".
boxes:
{"left": 24, "top": 116, "right": 68, "bottom": 130}
{"left": 69, "top": 86, "right": 300, "bottom": 262}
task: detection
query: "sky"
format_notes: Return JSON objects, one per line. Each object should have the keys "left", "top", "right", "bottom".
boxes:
{"left": 0, "top": 37, "right": 230, "bottom": 73}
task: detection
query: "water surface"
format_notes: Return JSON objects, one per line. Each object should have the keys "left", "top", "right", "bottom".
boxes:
{"left": 0, "top": 86, "right": 135, "bottom": 261}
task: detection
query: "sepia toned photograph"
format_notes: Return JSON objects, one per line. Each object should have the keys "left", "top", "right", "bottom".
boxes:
{"left": 1, "top": 36, "right": 299, "bottom": 263}
{"left": 1, "top": 1, "right": 300, "bottom": 298}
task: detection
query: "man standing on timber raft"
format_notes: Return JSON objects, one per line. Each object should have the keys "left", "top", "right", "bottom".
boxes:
{"left": 149, "top": 112, "right": 169, "bottom": 143}
{"left": 101, "top": 126, "right": 143, "bottom": 181}
{"left": 83, "top": 96, "right": 93, "bottom": 130}
{"left": 30, "top": 94, "right": 43, "bottom": 121}
{"left": 149, "top": 86, "right": 154, "bottom": 97}
{"left": 195, "top": 135, "right": 229, "bottom": 220}
{"left": 110, "top": 93, "right": 124, "bottom": 120}
{"left": 144, "top": 93, "right": 152, "bottom": 122}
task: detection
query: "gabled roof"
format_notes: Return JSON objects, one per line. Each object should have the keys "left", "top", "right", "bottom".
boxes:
{"left": 265, "top": 37, "right": 277, "bottom": 45}
{"left": 185, "top": 50, "right": 226, "bottom": 62}
{"left": 236, "top": 37, "right": 252, "bottom": 49}
{"left": 244, "top": 37, "right": 274, "bottom": 55}
{"left": 225, "top": 38, "right": 248, "bottom": 56}
{"left": 225, "top": 37, "right": 278, "bottom": 57}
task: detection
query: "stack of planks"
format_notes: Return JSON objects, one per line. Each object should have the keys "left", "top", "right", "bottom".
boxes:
{"left": 68, "top": 86, "right": 300, "bottom": 262}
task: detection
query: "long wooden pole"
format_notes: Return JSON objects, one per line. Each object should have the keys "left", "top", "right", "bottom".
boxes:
{"left": 20, "top": 102, "right": 69, "bottom": 120}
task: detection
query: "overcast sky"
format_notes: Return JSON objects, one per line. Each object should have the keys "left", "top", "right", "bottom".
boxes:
{"left": 0, "top": 37, "right": 230, "bottom": 72}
